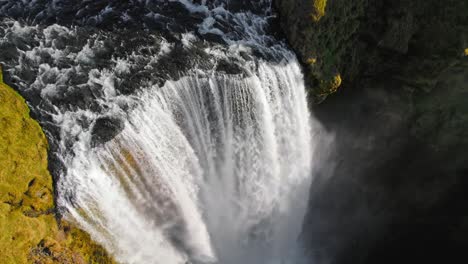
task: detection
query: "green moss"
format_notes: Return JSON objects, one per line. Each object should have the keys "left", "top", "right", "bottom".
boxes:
{"left": 0, "top": 65, "right": 115, "bottom": 264}
{"left": 302, "top": 0, "right": 367, "bottom": 101}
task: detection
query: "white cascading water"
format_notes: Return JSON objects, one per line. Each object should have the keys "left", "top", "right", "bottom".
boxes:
{"left": 1, "top": 1, "right": 318, "bottom": 263}
{"left": 60, "top": 60, "right": 314, "bottom": 264}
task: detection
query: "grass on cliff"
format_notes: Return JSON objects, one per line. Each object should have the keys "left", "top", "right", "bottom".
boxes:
{"left": 0, "top": 66, "right": 115, "bottom": 264}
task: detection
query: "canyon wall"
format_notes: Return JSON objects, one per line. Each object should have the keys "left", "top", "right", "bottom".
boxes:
{"left": 274, "top": 0, "right": 468, "bottom": 263}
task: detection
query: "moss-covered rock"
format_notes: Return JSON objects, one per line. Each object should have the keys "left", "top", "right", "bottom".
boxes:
{"left": 274, "top": 0, "right": 468, "bottom": 102}
{"left": 0, "top": 65, "right": 115, "bottom": 264}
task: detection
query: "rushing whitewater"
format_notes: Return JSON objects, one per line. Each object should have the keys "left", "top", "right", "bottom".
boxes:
{"left": 61, "top": 61, "right": 313, "bottom": 264}
{"left": 0, "top": 0, "right": 316, "bottom": 263}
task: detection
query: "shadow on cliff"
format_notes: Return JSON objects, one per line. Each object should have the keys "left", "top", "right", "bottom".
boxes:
{"left": 302, "top": 61, "right": 468, "bottom": 264}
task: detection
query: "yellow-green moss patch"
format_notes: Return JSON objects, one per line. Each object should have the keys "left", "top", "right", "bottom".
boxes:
{"left": 311, "top": 0, "right": 327, "bottom": 21}
{"left": 0, "top": 65, "right": 115, "bottom": 264}
{"left": 316, "top": 73, "right": 342, "bottom": 97}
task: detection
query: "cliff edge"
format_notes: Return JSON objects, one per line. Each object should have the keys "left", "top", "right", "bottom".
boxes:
{"left": 0, "top": 65, "right": 115, "bottom": 264}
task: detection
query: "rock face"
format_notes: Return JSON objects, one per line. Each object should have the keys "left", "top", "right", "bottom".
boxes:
{"left": 0, "top": 66, "right": 115, "bottom": 264}
{"left": 274, "top": 0, "right": 468, "bottom": 102}
{"left": 273, "top": 0, "right": 468, "bottom": 263}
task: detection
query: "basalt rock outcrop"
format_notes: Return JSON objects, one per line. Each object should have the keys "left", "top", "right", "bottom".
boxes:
{"left": 273, "top": 0, "right": 468, "bottom": 263}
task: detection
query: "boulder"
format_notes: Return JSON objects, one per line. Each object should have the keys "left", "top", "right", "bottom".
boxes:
{"left": 91, "top": 116, "right": 125, "bottom": 147}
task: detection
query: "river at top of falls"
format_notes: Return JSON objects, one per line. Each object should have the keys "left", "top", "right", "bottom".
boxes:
{"left": 0, "top": 1, "right": 319, "bottom": 263}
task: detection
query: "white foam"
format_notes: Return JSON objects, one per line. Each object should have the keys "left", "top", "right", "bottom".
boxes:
{"left": 199, "top": 16, "right": 224, "bottom": 36}
{"left": 159, "top": 39, "right": 174, "bottom": 56}
{"left": 114, "top": 58, "right": 131, "bottom": 74}
{"left": 181, "top": 32, "right": 198, "bottom": 48}
{"left": 76, "top": 43, "right": 96, "bottom": 64}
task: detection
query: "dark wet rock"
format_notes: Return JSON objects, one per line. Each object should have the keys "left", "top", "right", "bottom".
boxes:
{"left": 91, "top": 116, "right": 124, "bottom": 146}
{"left": 199, "top": 32, "right": 226, "bottom": 45}
{"left": 0, "top": 42, "right": 20, "bottom": 65}
{"left": 215, "top": 59, "right": 244, "bottom": 75}
{"left": 156, "top": 43, "right": 213, "bottom": 80}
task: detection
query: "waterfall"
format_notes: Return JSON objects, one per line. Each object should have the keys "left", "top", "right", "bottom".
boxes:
{"left": 0, "top": 1, "right": 317, "bottom": 263}
{"left": 60, "top": 61, "right": 313, "bottom": 264}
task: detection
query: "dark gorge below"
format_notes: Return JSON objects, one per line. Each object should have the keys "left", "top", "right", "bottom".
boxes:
{"left": 1, "top": 0, "right": 468, "bottom": 264}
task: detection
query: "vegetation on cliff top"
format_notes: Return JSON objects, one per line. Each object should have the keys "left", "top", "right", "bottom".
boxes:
{"left": 0, "top": 65, "right": 115, "bottom": 264}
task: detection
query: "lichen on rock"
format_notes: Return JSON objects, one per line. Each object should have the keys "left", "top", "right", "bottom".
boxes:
{"left": 0, "top": 65, "right": 115, "bottom": 264}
